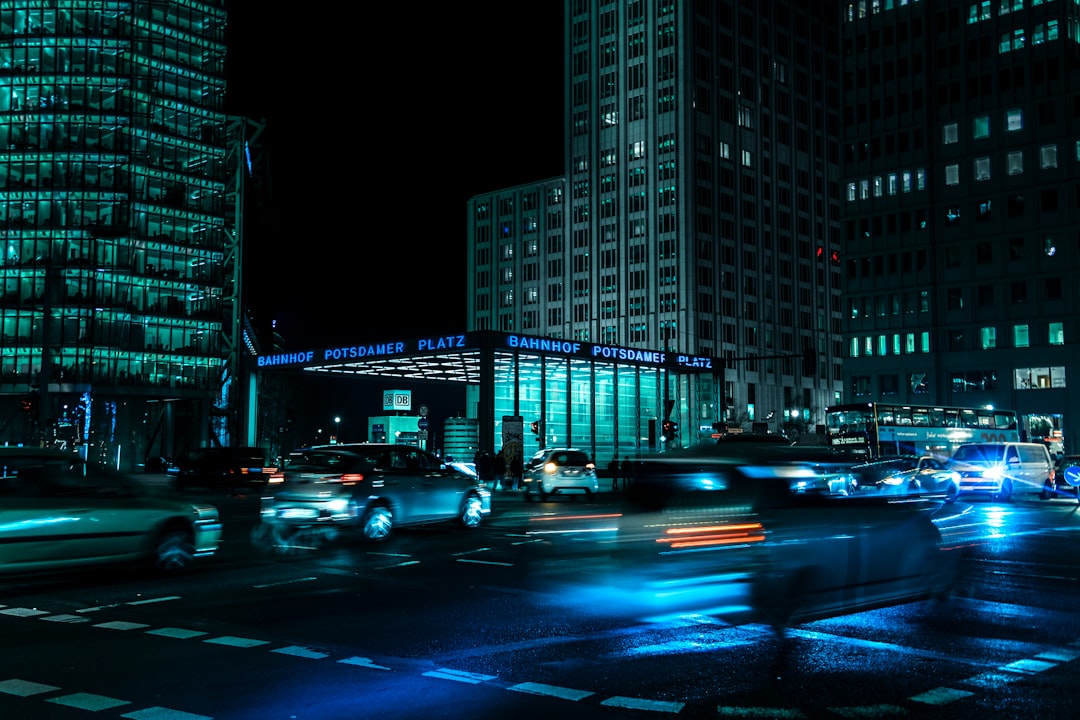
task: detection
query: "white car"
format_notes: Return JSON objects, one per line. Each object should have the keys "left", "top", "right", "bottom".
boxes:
{"left": 0, "top": 448, "right": 222, "bottom": 575}
{"left": 523, "top": 448, "right": 598, "bottom": 500}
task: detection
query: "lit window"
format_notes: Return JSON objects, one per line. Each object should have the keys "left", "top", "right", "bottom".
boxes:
{"left": 916, "top": 168, "right": 926, "bottom": 190}
{"left": 878, "top": 335, "right": 887, "bottom": 356}
{"left": 943, "top": 123, "right": 958, "bottom": 144}
{"left": 1040, "top": 144, "right": 1058, "bottom": 169}
{"left": 1007, "top": 150, "right": 1024, "bottom": 175}
{"left": 1013, "top": 324, "right": 1029, "bottom": 348}
{"left": 945, "top": 164, "right": 960, "bottom": 185}
{"left": 873, "top": 176, "right": 882, "bottom": 197}
{"left": 1049, "top": 322, "right": 1064, "bottom": 345}
{"left": 905, "top": 333, "right": 915, "bottom": 354}
{"left": 1044, "top": 235, "right": 1057, "bottom": 256}
{"left": 975, "top": 156, "right": 991, "bottom": 180}
{"left": 860, "top": 179, "right": 869, "bottom": 199}
{"left": 920, "top": 331, "right": 930, "bottom": 353}
{"left": 980, "top": 326, "right": 996, "bottom": 349}
{"left": 847, "top": 182, "right": 857, "bottom": 201}
{"left": 973, "top": 115, "right": 990, "bottom": 139}
{"left": 741, "top": 149, "right": 752, "bottom": 167}
{"left": 888, "top": 173, "right": 897, "bottom": 195}
{"left": 902, "top": 171, "right": 912, "bottom": 192}
{"left": 1006, "top": 108, "right": 1023, "bottom": 131}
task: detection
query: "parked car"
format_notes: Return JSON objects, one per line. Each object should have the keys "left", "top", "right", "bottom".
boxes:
{"left": 523, "top": 447, "right": 599, "bottom": 500}
{"left": 587, "top": 449, "right": 965, "bottom": 635}
{"left": 259, "top": 445, "right": 491, "bottom": 542}
{"left": 852, "top": 455, "right": 960, "bottom": 499}
{"left": 172, "top": 446, "right": 273, "bottom": 493}
{"left": 0, "top": 447, "right": 222, "bottom": 575}
{"left": 948, "top": 442, "right": 1055, "bottom": 502}
{"left": 1043, "top": 454, "right": 1080, "bottom": 502}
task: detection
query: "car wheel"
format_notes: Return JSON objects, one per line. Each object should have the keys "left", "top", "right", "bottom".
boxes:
{"left": 460, "top": 493, "right": 484, "bottom": 529}
{"left": 152, "top": 524, "right": 196, "bottom": 572}
{"left": 362, "top": 505, "right": 393, "bottom": 542}
{"left": 944, "top": 482, "right": 959, "bottom": 504}
{"left": 995, "top": 480, "right": 1013, "bottom": 502}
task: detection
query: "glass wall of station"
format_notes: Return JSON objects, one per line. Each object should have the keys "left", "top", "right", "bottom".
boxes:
{"left": 479, "top": 350, "right": 669, "bottom": 470}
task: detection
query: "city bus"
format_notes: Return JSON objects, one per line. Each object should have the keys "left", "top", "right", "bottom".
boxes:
{"left": 824, "top": 402, "right": 1021, "bottom": 459}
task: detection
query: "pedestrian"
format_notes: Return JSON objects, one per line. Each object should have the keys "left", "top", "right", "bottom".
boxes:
{"left": 608, "top": 456, "right": 620, "bottom": 490}
{"left": 510, "top": 453, "right": 524, "bottom": 490}
{"left": 493, "top": 449, "right": 506, "bottom": 490}
{"left": 622, "top": 455, "right": 634, "bottom": 489}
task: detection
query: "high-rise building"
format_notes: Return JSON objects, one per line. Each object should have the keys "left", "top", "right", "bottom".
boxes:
{"left": 840, "top": 0, "right": 1079, "bottom": 451}
{"left": 467, "top": 0, "right": 844, "bottom": 444}
{"left": 0, "top": 2, "right": 260, "bottom": 469}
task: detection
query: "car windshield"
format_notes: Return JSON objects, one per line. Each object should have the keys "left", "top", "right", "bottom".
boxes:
{"left": 952, "top": 444, "right": 1004, "bottom": 463}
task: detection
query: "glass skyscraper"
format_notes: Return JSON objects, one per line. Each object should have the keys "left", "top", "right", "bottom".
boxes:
{"left": 467, "top": 0, "right": 845, "bottom": 452}
{"left": 0, "top": 1, "right": 254, "bottom": 469}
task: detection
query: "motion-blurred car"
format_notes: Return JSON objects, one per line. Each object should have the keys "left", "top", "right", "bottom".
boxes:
{"left": 852, "top": 455, "right": 960, "bottom": 499}
{"left": 172, "top": 446, "right": 274, "bottom": 493}
{"left": 0, "top": 447, "right": 221, "bottom": 575}
{"left": 1042, "top": 454, "right": 1080, "bottom": 502}
{"left": 595, "top": 449, "right": 964, "bottom": 634}
{"left": 948, "top": 442, "right": 1055, "bottom": 502}
{"left": 259, "top": 445, "right": 491, "bottom": 542}
{"left": 523, "top": 447, "right": 599, "bottom": 500}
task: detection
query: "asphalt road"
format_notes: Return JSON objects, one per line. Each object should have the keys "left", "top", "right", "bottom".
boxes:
{"left": 2, "top": 486, "right": 1079, "bottom": 719}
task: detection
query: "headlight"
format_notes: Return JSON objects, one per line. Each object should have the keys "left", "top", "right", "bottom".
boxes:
{"left": 982, "top": 466, "right": 1005, "bottom": 481}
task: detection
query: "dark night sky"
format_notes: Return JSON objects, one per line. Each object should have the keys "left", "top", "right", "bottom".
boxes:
{"left": 224, "top": 5, "right": 566, "bottom": 350}
{"left": 222, "top": 5, "right": 565, "bottom": 443}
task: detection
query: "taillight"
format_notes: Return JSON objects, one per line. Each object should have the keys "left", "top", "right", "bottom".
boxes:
{"left": 339, "top": 473, "right": 364, "bottom": 486}
{"left": 266, "top": 471, "right": 285, "bottom": 485}
{"left": 657, "top": 522, "right": 765, "bottom": 549}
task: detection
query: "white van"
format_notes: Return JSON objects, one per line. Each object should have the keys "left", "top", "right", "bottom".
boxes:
{"left": 948, "top": 442, "right": 1055, "bottom": 502}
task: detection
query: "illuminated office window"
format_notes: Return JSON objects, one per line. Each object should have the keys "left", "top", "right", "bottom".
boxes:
{"left": 1013, "top": 324, "right": 1029, "bottom": 348}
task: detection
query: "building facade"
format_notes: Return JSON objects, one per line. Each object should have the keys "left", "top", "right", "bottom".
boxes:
{"left": 0, "top": 1, "right": 256, "bottom": 469}
{"left": 840, "top": 0, "right": 1080, "bottom": 452}
{"left": 467, "top": 0, "right": 845, "bottom": 452}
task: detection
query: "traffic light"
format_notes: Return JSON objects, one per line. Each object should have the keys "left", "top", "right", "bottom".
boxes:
{"left": 662, "top": 420, "right": 678, "bottom": 442}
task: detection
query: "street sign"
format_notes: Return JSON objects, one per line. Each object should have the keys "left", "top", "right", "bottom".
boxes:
{"left": 418, "top": 417, "right": 429, "bottom": 431}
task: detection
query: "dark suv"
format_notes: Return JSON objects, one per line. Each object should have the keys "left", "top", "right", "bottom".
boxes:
{"left": 173, "top": 446, "right": 271, "bottom": 493}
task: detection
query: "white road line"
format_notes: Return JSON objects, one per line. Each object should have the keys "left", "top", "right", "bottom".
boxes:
{"left": 0, "top": 607, "right": 48, "bottom": 617}
{"left": 128, "top": 596, "right": 181, "bottom": 606}
{"left": 253, "top": 576, "right": 318, "bottom": 589}
{"left": 0, "top": 679, "right": 60, "bottom": 696}
{"left": 203, "top": 635, "right": 270, "bottom": 648}
{"left": 121, "top": 707, "right": 213, "bottom": 720}
{"left": 94, "top": 621, "right": 151, "bottom": 631}
{"left": 39, "top": 614, "right": 90, "bottom": 623}
{"left": 601, "top": 696, "right": 684, "bottom": 713}
{"left": 716, "top": 708, "right": 807, "bottom": 718}
{"left": 423, "top": 668, "right": 498, "bottom": 684}
{"left": 508, "top": 681, "right": 593, "bottom": 701}
{"left": 273, "top": 645, "right": 330, "bottom": 659}
{"left": 146, "top": 628, "right": 208, "bottom": 639}
{"left": 457, "top": 558, "right": 513, "bottom": 566}
{"left": 46, "top": 692, "right": 130, "bottom": 711}
{"left": 825, "top": 704, "right": 908, "bottom": 718}
{"left": 910, "top": 687, "right": 976, "bottom": 705}
{"left": 339, "top": 656, "right": 391, "bottom": 670}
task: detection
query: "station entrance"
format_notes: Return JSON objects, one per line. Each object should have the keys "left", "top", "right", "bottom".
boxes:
{"left": 254, "top": 330, "right": 723, "bottom": 472}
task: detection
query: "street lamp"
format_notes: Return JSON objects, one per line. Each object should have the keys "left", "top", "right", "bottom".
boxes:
{"left": 334, "top": 416, "right": 341, "bottom": 444}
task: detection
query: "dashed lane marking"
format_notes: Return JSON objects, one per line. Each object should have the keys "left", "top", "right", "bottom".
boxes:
{"left": 601, "top": 696, "right": 684, "bottom": 713}
{"left": 46, "top": 691, "right": 130, "bottom": 711}
{"left": 422, "top": 668, "right": 498, "bottom": 684}
{"left": 508, "top": 681, "right": 594, "bottom": 701}
{"left": 273, "top": 645, "right": 330, "bottom": 660}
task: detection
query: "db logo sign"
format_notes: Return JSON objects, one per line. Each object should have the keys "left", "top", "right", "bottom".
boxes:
{"left": 383, "top": 390, "right": 412, "bottom": 411}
